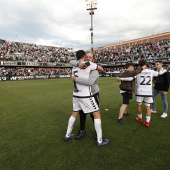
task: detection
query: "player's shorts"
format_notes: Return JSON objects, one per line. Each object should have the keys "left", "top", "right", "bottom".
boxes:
{"left": 73, "top": 96, "right": 99, "bottom": 114}
{"left": 121, "top": 92, "right": 132, "bottom": 104}
{"left": 136, "top": 96, "right": 153, "bottom": 106}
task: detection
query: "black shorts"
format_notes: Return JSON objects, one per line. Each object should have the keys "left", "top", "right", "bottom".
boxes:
{"left": 121, "top": 92, "right": 132, "bottom": 105}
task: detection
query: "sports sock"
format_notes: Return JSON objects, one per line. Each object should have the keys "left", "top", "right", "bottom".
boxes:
{"left": 146, "top": 116, "right": 151, "bottom": 123}
{"left": 138, "top": 114, "right": 142, "bottom": 119}
{"left": 94, "top": 119, "right": 102, "bottom": 143}
{"left": 66, "top": 116, "right": 76, "bottom": 137}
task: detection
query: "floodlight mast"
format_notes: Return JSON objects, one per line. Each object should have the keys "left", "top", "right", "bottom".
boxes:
{"left": 86, "top": 0, "right": 97, "bottom": 52}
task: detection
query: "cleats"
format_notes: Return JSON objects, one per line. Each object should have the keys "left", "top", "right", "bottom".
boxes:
{"left": 135, "top": 117, "right": 143, "bottom": 123}
{"left": 117, "top": 118, "right": 125, "bottom": 125}
{"left": 97, "top": 139, "right": 109, "bottom": 147}
{"left": 64, "top": 134, "right": 75, "bottom": 141}
{"left": 143, "top": 122, "right": 150, "bottom": 127}
{"left": 75, "top": 130, "right": 86, "bottom": 140}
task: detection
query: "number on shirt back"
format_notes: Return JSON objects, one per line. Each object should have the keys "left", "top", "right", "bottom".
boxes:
{"left": 140, "top": 76, "right": 151, "bottom": 85}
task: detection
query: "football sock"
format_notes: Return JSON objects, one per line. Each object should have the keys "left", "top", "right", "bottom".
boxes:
{"left": 94, "top": 119, "right": 102, "bottom": 143}
{"left": 138, "top": 114, "right": 142, "bottom": 119}
{"left": 146, "top": 116, "right": 151, "bottom": 123}
{"left": 66, "top": 116, "right": 76, "bottom": 137}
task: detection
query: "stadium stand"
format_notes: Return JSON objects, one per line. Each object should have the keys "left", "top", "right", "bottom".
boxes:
{"left": 0, "top": 32, "right": 170, "bottom": 80}
{"left": 0, "top": 39, "right": 75, "bottom": 63}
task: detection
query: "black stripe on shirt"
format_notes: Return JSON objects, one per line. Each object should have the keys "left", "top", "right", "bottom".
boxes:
{"left": 73, "top": 95, "right": 93, "bottom": 98}
{"left": 136, "top": 95, "right": 153, "bottom": 97}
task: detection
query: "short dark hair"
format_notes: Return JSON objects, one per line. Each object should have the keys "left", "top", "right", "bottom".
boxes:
{"left": 125, "top": 63, "right": 133, "bottom": 69}
{"left": 155, "top": 60, "right": 163, "bottom": 64}
{"left": 76, "top": 50, "right": 86, "bottom": 60}
{"left": 138, "top": 59, "right": 147, "bottom": 67}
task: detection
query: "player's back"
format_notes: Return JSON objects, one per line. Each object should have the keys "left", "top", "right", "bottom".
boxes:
{"left": 136, "top": 68, "right": 158, "bottom": 97}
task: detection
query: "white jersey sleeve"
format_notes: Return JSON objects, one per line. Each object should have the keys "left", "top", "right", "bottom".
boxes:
{"left": 149, "top": 69, "right": 167, "bottom": 78}
{"left": 152, "top": 70, "right": 158, "bottom": 77}
{"left": 120, "top": 77, "right": 134, "bottom": 81}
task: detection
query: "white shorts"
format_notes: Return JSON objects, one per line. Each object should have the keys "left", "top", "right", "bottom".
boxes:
{"left": 73, "top": 97, "right": 99, "bottom": 114}
{"left": 136, "top": 96, "right": 153, "bottom": 106}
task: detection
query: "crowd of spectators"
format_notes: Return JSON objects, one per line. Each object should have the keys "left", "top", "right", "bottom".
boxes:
{"left": 0, "top": 39, "right": 75, "bottom": 63}
{"left": 1, "top": 64, "right": 170, "bottom": 77}
{"left": 1, "top": 38, "right": 170, "bottom": 77}
{"left": 0, "top": 67, "right": 71, "bottom": 77}
{"left": 105, "top": 64, "right": 170, "bottom": 74}
{"left": 1, "top": 38, "right": 170, "bottom": 64}
{"left": 93, "top": 39, "right": 170, "bottom": 64}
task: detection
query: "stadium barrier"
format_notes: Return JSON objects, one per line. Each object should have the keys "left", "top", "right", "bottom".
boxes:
{"left": 1, "top": 57, "right": 170, "bottom": 68}
{"left": 0, "top": 75, "right": 70, "bottom": 81}
{"left": 0, "top": 61, "right": 71, "bottom": 67}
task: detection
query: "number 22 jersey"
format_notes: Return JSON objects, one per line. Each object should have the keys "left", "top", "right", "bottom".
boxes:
{"left": 136, "top": 69, "right": 158, "bottom": 97}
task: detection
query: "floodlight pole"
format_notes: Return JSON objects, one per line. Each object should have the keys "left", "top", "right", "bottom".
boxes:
{"left": 86, "top": 0, "right": 97, "bottom": 52}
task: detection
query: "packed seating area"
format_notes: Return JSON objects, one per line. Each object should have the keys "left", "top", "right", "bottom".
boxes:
{"left": 1, "top": 38, "right": 170, "bottom": 64}
{"left": 0, "top": 37, "right": 170, "bottom": 78}
{"left": 0, "top": 39, "right": 75, "bottom": 63}
{"left": 105, "top": 64, "right": 170, "bottom": 73}
{"left": 93, "top": 40, "right": 170, "bottom": 63}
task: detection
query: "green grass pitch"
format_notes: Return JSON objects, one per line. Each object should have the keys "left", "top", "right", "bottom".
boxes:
{"left": 0, "top": 78, "right": 170, "bottom": 170}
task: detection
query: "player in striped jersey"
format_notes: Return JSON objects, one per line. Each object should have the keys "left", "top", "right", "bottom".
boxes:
{"left": 135, "top": 59, "right": 167, "bottom": 127}
{"left": 70, "top": 52, "right": 99, "bottom": 140}
{"left": 64, "top": 50, "right": 109, "bottom": 146}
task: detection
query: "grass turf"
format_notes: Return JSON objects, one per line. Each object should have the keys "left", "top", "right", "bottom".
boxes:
{"left": 0, "top": 78, "right": 170, "bottom": 170}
